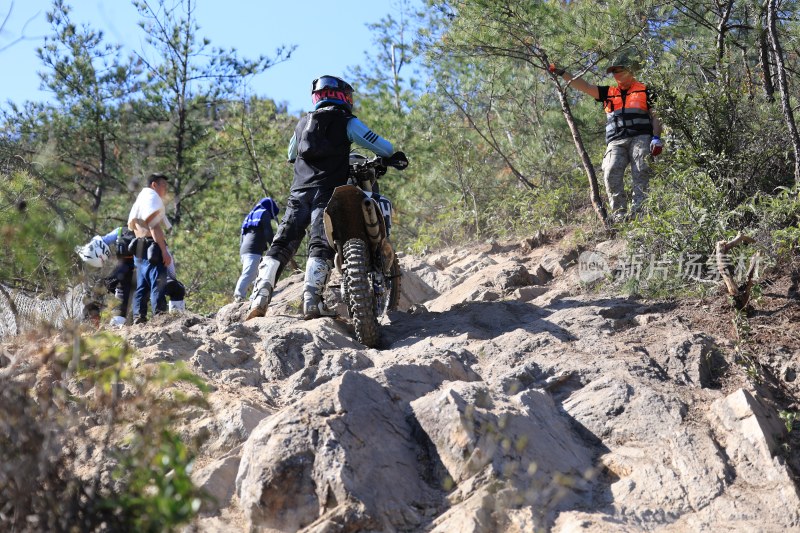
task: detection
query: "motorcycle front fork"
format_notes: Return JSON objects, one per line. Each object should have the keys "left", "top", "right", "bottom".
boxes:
{"left": 373, "top": 271, "right": 387, "bottom": 297}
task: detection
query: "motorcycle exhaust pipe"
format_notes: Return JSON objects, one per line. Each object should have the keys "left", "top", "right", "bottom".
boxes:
{"left": 361, "top": 198, "right": 382, "bottom": 249}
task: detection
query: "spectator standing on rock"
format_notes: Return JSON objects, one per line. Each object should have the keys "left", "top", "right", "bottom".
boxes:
{"left": 234, "top": 197, "right": 279, "bottom": 303}
{"left": 549, "top": 51, "right": 663, "bottom": 221}
{"left": 127, "top": 173, "right": 172, "bottom": 323}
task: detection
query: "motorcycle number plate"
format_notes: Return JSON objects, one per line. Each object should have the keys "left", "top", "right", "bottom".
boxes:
{"left": 377, "top": 197, "right": 392, "bottom": 226}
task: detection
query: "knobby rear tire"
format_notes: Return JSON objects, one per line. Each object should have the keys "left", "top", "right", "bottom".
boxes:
{"left": 343, "top": 238, "right": 380, "bottom": 348}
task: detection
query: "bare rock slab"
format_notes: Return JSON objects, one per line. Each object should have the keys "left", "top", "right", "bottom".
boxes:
{"left": 411, "top": 381, "right": 594, "bottom": 529}
{"left": 709, "top": 388, "right": 800, "bottom": 517}
{"left": 236, "top": 371, "right": 443, "bottom": 532}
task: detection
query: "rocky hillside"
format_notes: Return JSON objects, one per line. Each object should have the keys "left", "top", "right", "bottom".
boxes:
{"left": 117, "top": 234, "right": 800, "bottom": 532}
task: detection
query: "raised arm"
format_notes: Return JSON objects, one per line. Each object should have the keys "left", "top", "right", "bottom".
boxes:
{"left": 549, "top": 64, "right": 600, "bottom": 100}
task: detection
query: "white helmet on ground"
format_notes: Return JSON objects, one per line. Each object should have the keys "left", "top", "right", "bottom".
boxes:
{"left": 76, "top": 236, "right": 111, "bottom": 268}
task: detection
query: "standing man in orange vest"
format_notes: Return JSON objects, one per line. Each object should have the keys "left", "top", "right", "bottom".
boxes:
{"left": 550, "top": 52, "right": 663, "bottom": 221}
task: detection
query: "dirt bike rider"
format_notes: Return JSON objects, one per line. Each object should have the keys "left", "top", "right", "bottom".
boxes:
{"left": 246, "top": 75, "right": 405, "bottom": 321}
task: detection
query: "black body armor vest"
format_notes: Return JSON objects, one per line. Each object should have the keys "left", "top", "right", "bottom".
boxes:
{"left": 291, "top": 106, "right": 353, "bottom": 190}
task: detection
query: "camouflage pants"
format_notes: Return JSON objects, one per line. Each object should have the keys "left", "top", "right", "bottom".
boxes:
{"left": 601, "top": 134, "right": 652, "bottom": 216}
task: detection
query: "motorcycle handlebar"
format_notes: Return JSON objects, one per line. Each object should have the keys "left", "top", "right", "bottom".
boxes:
{"left": 350, "top": 152, "right": 409, "bottom": 176}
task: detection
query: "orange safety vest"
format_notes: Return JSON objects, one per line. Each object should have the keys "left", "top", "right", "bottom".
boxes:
{"left": 602, "top": 81, "right": 653, "bottom": 143}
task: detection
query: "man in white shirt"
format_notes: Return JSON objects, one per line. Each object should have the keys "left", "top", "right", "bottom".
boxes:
{"left": 127, "top": 173, "right": 173, "bottom": 323}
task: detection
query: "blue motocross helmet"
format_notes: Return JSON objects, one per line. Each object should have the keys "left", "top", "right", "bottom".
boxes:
{"left": 311, "top": 75, "right": 354, "bottom": 111}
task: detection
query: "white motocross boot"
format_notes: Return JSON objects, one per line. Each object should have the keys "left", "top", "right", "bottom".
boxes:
{"left": 246, "top": 256, "right": 280, "bottom": 320}
{"left": 303, "top": 257, "right": 337, "bottom": 319}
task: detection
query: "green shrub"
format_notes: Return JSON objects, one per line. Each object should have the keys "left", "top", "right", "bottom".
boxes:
{"left": 485, "top": 176, "right": 590, "bottom": 237}
{"left": 621, "top": 168, "right": 798, "bottom": 298}
{"left": 0, "top": 330, "right": 209, "bottom": 532}
{"left": 733, "top": 187, "right": 800, "bottom": 261}
{"left": 651, "top": 79, "right": 794, "bottom": 206}
{"left": 106, "top": 429, "right": 203, "bottom": 532}
{"left": 624, "top": 164, "right": 732, "bottom": 261}
{"left": 406, "top": 170, "right": 593, "bottom": 253}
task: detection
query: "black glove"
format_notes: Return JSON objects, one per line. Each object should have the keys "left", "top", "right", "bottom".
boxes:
{"left": 387, "top": 151, "right": 409, "bottom": 170}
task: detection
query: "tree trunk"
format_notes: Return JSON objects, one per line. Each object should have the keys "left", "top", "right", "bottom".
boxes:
{"left": 715, "top": 0, "right": 735, "bottom": 71}
{"left": 94, "top": 133, "right": 107, "bottom": 213}
{"left": 238, "top": 103, "right": 271, "bottom": 198}
{"left": 391, "top": 44, "right": 402, "bottom": 114}
{"left": 554, "top": 88, "right": 609, "bottom": 228}
{"left": 767, "top": 0, "right": 800, "bottom": 184}
{"left": 758, "top": 25, "right": 775, "bottom": 100}
{"left": 173, "top": 96, "right": 187, "bottom": 226}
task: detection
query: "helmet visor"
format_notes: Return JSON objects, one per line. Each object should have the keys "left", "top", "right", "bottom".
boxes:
{"left": 312, "top": 75, "right": 353, "bottom": 93}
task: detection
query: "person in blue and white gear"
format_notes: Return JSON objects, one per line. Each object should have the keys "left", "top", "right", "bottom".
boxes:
{"left": 247, "top": 75, "right": 404, "bottom": 320}
{"left": 235, "top": 197, "right": 279, "bottom": 303}
{"left": 75, "top": 235, "right": 113, "bottom": 323}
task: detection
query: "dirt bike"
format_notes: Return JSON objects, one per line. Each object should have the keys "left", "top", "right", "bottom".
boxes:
{"left": 323, "top": 151, "right": 408, "bottom": 347}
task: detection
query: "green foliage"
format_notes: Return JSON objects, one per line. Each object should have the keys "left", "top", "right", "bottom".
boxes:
{"left": 0, "top": 167, "right": 85, "bottom": 292}
{"left": 486, "top": 176, "right": 593, "bottom": 237}
{"left": 106, "top": 429, "right": 202, "bottom": 532}
{"left": 0, "top": 0, "right": 143, "bottom": 231}
{"left": 780, "top": 410, "right": 800, "bottom": 433}
{"left": 624, "top": 165, "right": 731, "bottom": 260}
{"left": 622, "top": 159, "right": 798, "bottom": 300}
{"left": 66, "top": 329, "right": 134, "bottom": 388}
{"left": 733, "top": 187, "right": 800, "bottom": 261}
{"left": 1, "top": 330, "right": 208, "bottom": 531}
{"left": 649, "top": 78, "right": 794, "bottom": 205}
{"left": 405, "top": 169, "right": 592, "bottom": 253}
{"left": 349, "top": 0, "right": 422, "bottom": 118}
{"left": 731, "top": 310, "right": 763, "bottom": 383}
{"left": 169, "top": 100, "right": 295, "bottom": 313}
{"left": 74, "top": 334, "right": 210, "bottom": 532}
{"left": 620, "top": 165, "right": 798, "bottom": 299}
{"left": 132, "top": 0, "right": 294, "bottom": 224}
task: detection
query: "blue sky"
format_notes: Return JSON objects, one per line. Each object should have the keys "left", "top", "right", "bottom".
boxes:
{"left": 0, "top": 0, "right": 417, "bottom": 114}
